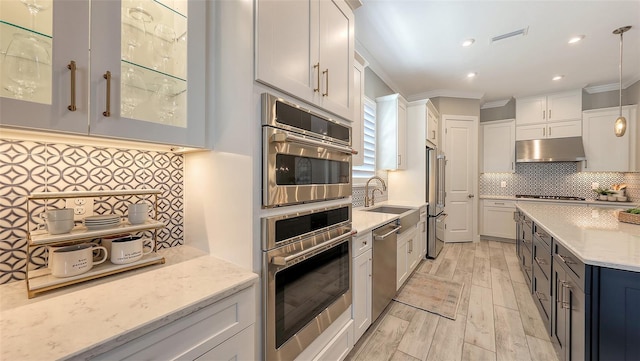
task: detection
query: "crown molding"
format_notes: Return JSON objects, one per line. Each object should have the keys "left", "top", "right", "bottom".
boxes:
{"left": 584, "top": 75, "right": 640, "bottom": 94}
{"left": 406, "top": 89, "right": 484, "bottom": 102}
{"left": 481, "top": 98, "right": 513, "bottom": 109}
{"left": 354, "top": 39, "right": 406, "bottom": 97}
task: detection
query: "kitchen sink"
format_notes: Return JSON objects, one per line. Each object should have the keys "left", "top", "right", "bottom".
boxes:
{"left": 364, "top": 206, "right": 415, "bottom": 214}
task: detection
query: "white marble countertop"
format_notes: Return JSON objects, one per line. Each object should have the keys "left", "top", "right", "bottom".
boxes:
{"left": 0, "top": 245, "right": 258, "bottom": 361}
{"left": 353, "top": 200, "right": 427, "bottom": 234}
{"left": 481, "top": 194, "right": 638, "bottom": 208}
{"left": 516, "top": 202, "right": 640, "bottom": 272}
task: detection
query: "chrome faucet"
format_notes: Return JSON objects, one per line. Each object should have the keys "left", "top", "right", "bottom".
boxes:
{"left": 364, "top": 176, "right": 387, "bottom": 207}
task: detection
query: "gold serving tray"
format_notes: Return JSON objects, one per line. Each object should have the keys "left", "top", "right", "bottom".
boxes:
{"left": 27, "top": 253, "right": 165, "bottom": 298}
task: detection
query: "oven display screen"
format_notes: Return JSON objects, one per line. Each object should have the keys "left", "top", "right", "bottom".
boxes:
{"left": 274, "top": 207, "right": 349, "bottom": 244}
{"left": 274, "top": 241, "right": 349, "bottom": 349}
{"left": 275, "top": 155, "right": 349, "bottom": 185}
{"left": 276, "top": 102, "right": 350, "bottom": 143}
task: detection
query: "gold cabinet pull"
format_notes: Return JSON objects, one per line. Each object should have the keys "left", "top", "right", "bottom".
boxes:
{"left": 67, "top": 61, "right": 77, "bottom": 111}
{"left": 322, "top": 69, "right": 329, "bottom": 96}
{"left": 313, "top": 63, "right": 320, "bottom": 93}
{"left": 103, "top": 71, "right": 111, "bottom": 117}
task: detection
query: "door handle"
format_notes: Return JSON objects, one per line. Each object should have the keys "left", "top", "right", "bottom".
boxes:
{"left": 322, "top": 69, "right": 329, "bottom": 97}
{"left": 271, "top": 131, "right": 356, "bottom": 154}
{"left": 67, "top": 61, "right": 77, "bottom": 111}
{"left": 103, "top": 71, "right": 111, "bottom": 117}
{"left": 272, "top": 230, "right": 354, "bottom": 266}
{"left": 374, "top": 226, "right": 402, "bottom": 240}
{"left": 313, "top": 63, "right": 320, "bottom": 93}
{"left": 468, "top": 194, "right": 475, "bottom": 198}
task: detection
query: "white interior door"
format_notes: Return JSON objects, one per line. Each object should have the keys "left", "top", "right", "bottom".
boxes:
{"left": 443, "top": 115, "right": 478, "bottom": 243}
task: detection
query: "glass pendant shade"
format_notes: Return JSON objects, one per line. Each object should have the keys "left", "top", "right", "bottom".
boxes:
{"left": 614, "top": 116, "right": 627, "bottom": 137}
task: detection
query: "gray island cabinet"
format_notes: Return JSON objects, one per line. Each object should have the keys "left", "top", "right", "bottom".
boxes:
{"left": 515, "top": 203, "right": 640, "bottom": 361}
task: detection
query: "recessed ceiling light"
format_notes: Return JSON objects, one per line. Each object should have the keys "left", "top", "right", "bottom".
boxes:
{"left": 552, "top": 75, "right": 564, "bottom": 81}
{"left": 462, "top": 38, "right": 475, "bottom": 47}
{"left": 467, "top": 72, "right": 477, "bottom": 78}
{"left": 568, "top": 35, "right": 585, "bottom": 44}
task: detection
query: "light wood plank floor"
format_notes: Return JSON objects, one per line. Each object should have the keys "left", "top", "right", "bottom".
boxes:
{"left": 345, "top": 240, "right": 559, "bottom": 361}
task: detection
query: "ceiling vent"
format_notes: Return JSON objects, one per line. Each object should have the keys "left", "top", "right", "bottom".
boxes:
{"left": 491, "top": 27, "right": 529, "bottom": 43}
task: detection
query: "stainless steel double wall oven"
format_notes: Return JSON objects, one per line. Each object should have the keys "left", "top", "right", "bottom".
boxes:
{"left": 261, "top": 93, "right": 355, "bottom": 360}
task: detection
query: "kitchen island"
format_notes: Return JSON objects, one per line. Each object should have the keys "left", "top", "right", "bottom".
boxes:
{"left": 0, "top": 245, "right": 258, "bottom": 360}
{"left": 516, "top": 202, "right": 640, "bottom": 361}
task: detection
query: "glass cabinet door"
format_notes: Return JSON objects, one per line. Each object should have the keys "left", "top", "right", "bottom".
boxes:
{"left": 90, "top": 0, "right": 205, "bottom": 147}
{"left": 0, "top": 0, "right": 89, "bottom": 133}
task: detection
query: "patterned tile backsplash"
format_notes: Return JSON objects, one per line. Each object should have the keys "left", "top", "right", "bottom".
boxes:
{"left": 0, "top": 138, "right": 184, "bottom": 285}
{"left": 480, "top": 162, "right": 639, "bottom": 201}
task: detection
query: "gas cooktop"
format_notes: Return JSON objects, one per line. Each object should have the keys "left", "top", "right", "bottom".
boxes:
{"left": 515, "top": 195, "right": 586, "bottom": 201}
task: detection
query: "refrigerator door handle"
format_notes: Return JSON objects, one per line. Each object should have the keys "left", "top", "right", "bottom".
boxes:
{"left": 437, "top": 154, "right": 446, "bottom": 207}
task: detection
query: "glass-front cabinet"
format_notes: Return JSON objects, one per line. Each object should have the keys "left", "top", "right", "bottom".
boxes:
{"left": 0, "top": 0, "right": 205, "bottom": 147}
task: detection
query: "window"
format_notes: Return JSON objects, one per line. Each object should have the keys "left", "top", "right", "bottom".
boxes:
{"left": 352, "top": 97, "right": 376, "bottom": 179}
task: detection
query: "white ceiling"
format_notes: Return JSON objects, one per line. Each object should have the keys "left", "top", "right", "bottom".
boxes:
{"left": 354, "top": 0, "right": 640, "bottom": 105}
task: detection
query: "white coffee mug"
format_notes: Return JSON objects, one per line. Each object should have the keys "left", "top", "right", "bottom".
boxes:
{"left": 127, "top": 203, "right": 149, "bottom": 225}
{"left": 110, "top": 236, "right": 155, "bottom": 264}
{"left": 39, "top": 209, "right": 74, "bottom": 235}
{"left": 49, "top": 243, "right": 108, "bottom": 278}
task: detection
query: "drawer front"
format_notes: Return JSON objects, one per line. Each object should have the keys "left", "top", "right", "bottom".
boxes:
{"left": 533, "top": 224, "right": 552, "bottom": 249}
{"left": 352, "top": 232, "right": 372, "bottom": 257}
{"left": 553, "top": 241, "right": 585, "bottom": 289}
{"left": 532, "top": 236, "right": 551, "bottom": 279}
{"left": 521, "top": 242, "right": 533, "bottom": 287}
{"left": 96, "top": 285, "right": 256, "bottom": 361}
{"left": 522, "top": 218, "right": 533, "bottom": 251}
{"left": 533, "top": 263, "right": 552, "bottom": 328}
{"left": 485, "top": 200, "right": 516, "bottom": 208}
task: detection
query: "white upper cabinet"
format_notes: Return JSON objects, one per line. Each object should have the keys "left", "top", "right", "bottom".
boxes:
{"left": 481, "top": 119, "right": 515, "bottom": 173}
{"left": 1, "top": 0, "right": 206, "bottom": 147}
{"left": 376, "top": 94, "right": 407, "bottom": 170}
{"left": 352, "top": 54, "right": 365, "bottom": 166}
{"left": 516, "top": 96, "right": 547, "bottom": 125}
{"left": 1, "top": 0, "right": 89, "bottom": 134}
{"left": 426, "top": 100, "right": 439, "bottom": 147}
{"left": 515, "top": 90, "right": 582, "bottom": 140}
{"left": 582, "top": 105, "right": 637, "bottom": 172}
{"left": 255, "top": 0, "right": 354, "bottom": 121}
{"left": 90, "top": 0, "right": 205, "bottom": 147}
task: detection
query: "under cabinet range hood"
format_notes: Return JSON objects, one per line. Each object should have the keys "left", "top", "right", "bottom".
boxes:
{"left": 515, "top": 137, "right": 586, "bottom": 163}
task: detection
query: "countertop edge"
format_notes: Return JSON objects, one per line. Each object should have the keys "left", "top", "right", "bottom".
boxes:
{"left": 352, "top": 201, "right": 427, "bottom": 234}
{"left": 516, "top": 204, "right": 640, "bottom": 273}
{"left": 0, "top": 246, "right": 260, "bottom": 361}
{"left": 70, "top": 275, "right": 258, "bottom": 360}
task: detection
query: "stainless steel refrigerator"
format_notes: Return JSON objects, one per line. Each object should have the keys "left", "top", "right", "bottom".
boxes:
{"left": 426, "top": 145, "right": 446, "bottom": 258}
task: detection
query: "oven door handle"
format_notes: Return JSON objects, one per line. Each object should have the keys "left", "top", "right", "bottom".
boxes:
{"left": 271, "top": 131, "right": 357, "bottom": 155}
{"left": 271, "top": 230, "right": 355, "bottom": 266}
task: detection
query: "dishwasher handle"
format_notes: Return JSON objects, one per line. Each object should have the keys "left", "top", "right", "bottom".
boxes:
{"left": 374, "top": 225, "right": 402, "bottom": 240}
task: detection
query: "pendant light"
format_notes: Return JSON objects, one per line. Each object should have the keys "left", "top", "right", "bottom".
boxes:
{"left": 613, "top": 26, "right": 631, "bottom": 137}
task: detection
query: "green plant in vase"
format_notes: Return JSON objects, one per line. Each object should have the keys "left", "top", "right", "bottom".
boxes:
{"left": 592, "top": 187, "right": 612, "bottom": 201}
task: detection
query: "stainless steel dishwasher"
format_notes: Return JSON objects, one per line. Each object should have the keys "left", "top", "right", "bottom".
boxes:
{"left": 371, "top": 221, "right": 402, "bottom": 321}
